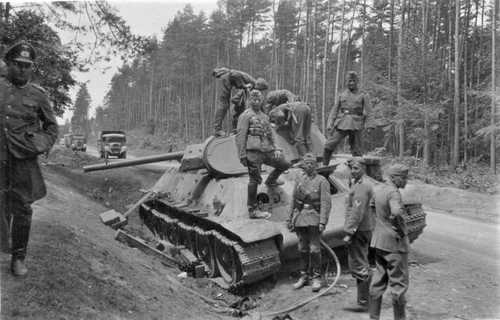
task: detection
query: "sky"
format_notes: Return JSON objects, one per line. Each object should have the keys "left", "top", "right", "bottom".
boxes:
{"left": 61, "top": 0, "right": 219, "bottom": 124}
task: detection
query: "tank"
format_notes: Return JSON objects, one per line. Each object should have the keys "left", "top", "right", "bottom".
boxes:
{"left": 84, "top": 125, "right": 426, "bottom": 290}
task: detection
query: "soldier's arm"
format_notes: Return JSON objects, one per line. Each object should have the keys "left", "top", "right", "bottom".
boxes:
{"left": 232, "top": 70, "right": 256, "bottom": 89}
{"left": 319, "top": 178, "right": 332, "bottom": 226}
{"left": 388, "top": 189, "right": 404, "bottom": 218}
{"left": 284, "top": 90, "right": 296, "bottom": 103}
{"left": 286, "top": 182, "right": 298, "bottom": 224}
{"left": 362, "top": 93, "right": 372, "bottom": 126}
{"left": 235, "top": 113, "right": 249, "bottom": 159}
{"left": 37, "top": 93, "right": 59, "bottom": 152}
{"left": 326, "top": 97, "right": 340, "bottom": 130}
{"left": 344, "top": 185, "right": 370, "bottom": 235}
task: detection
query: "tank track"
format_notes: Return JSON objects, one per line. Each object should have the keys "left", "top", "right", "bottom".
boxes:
{"left": 403, "top": 203, "right": 427, "bottom": 243}
{"left": 139, "top": 200, "right": 281, "bottom": 290}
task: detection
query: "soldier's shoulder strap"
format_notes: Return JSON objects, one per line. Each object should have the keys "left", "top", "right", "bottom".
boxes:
{"left": 29, "top": 83, "right": 48, "bottom": 95}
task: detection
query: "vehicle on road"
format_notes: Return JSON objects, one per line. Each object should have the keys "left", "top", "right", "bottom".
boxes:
{"left": 97, "top": 130, "right": 127, "bottom": 159}
{"left": 71, "top": 134, "right": 87, "bottom": 152}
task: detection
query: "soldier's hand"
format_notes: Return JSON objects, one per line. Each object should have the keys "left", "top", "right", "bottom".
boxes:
{"left": 319, "top": 223, "right": 325, "bottom": 233}
{"left": 240, "top": 156, "right": 248, "bottom": 167}
{"left": 273, "top": 150, "right": 281, "bottom": 159}
{"left": 342, "top": 234, "right": 352, "bottom": 244}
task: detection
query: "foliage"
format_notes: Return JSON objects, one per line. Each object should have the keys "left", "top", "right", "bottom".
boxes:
{"left": 71, "top": 84, "right": 91, "bottom": 136}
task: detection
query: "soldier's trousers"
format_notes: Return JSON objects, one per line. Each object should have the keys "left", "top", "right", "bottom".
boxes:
{"left": 370, "top": 248, "right": 409, "bottom": 303}
{"left": 295, "top": 226, "right": 322, "bottom": 276}
{"left": 348, "top": 230, "right": 372, "bottom": 281}
{"left": 324, "top": 128, "right": 362, "bottom": 156}
{"left": 0, "top": 191, "right": 33, "bottom": 259}
{"left": 246, "top": 150, "right": 290, "bottom": 210}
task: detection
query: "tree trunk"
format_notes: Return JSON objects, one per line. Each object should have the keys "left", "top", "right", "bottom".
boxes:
{"left": 311, "top": 0, "right": 317, "bottom": 120}
{"left": 397, "top": 0, "right": 405, "bottom": 158}
{"left": 321, "top": 0, "right": 332, "bottom": 133}
{"left": 388, "top": 0, "right": 395, "bottom": 82}
{"left": 422, "top": 0, "right": 430, "bottom": 166}
{"left": 451, "top": 0, "right": 460, "bottom": 167}
{"left": 292, "top": 0, "right": 302, "bottom": 93}
{"left": 334, "top": 0, "right": 346, "bottom": 109}
{"left": 491, "top": 0, "right": 497, "bottom": 173}
{"left": 360, "top": 0, "right": 366, "bottom": 87}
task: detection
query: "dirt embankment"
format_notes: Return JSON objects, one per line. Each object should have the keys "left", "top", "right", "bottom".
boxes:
{"left": 1, "top": 147, "right": 499, "bottom": 320}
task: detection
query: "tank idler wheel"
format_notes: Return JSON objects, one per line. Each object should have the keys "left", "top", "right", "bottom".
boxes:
{"left": 214, "top": 240, "right": 241, "bottom": 286}
{"left": 194, "top": 233, "right": 217, "bottom": 277}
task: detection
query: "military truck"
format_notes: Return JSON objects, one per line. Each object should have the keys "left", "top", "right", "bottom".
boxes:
{"left": 71, "top": 134, "right": 87, "bottom": 152}
{"left": 97, "top": 130, "right": 127, "bottom": 159}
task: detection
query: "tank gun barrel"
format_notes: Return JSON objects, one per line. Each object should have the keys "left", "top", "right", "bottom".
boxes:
{"left": 83, "top": 151, "right": 184, "bottom": 172}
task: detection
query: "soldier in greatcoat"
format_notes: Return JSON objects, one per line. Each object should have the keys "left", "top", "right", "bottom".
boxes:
{"left": 286, "top": 153, "right": 331, "bottom": 292}
{"left": 212, "top": 67, "right": 268, "bottom": 136}
{"left": 369, "top": 164, "right": 410, "bottom": 320}
{"left": 343, "top": 158, "right": 375, "bottom": 311}
{"left": 236, "top": 89, "right": 291, "bottom": 219}
{"left": 0, "top": 41, "right": 58, "bottom": 276}
{"left": 323, "top": 71, "right": 370, "bottom": 165}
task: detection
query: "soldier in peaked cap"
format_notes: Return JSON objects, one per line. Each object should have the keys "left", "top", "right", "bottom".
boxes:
{"left": 342, "top": 157, "right": 375, "bottom": 312}
{"left": 323, "top": 71, "right": 371, "bottom": 165}
{"left": 286, "top": 153, "right": 331, "bottom": 292}
{"left": 0, "top": 41, "right": 58, "bottom": 276}
{"left": 369, "top": 163, "right": 410, "bottom": 320}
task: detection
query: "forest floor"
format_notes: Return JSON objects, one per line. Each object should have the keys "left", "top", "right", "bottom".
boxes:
{"left": 1, "top": 145, "right": 498, "bottom": 320}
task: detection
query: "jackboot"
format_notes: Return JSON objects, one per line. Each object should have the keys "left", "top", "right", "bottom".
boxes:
{"left": 265, "top": 170, "right": 285, "bottom": 187}
{"left": 310, "top": 252, "right": 323, "bottom": 292}
{"left": 293, "top": 271, "right": 309, "bottom": 289}
{"left": 322, "top": 149, "right": 333, "bottom": 166}
{"left": 311, "top": 274, "right": 323, "bottom": 292}
{"left": 368, "top": 295, "right": 382, "bottom": 320}
{"left": 357, "top": 277, "right": 370, "bottom": 307}
{"left": 11, "top": 257, "right": 27, "bottom": 276}
{"left": 393, "top": 298, "right": 406, "bottom": 320}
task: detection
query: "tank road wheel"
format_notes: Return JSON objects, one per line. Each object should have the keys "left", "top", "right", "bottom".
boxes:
{"left": 214, "top": 240, "right": 241, "bottom": 286}
{"left": 194, "top": 232, "right": 217, "bottom": 277}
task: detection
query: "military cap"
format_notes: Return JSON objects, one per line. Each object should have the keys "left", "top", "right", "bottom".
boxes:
{"left": 4, "top": 41, "right": 36, "bottom": 64}
{"left": 249, "top": 89, "right": 263, "bottom": 98}
{"left": 303, "top": 153, "right": 316, "bottom": 163}
{"left": 348, "top": 157, "right": 366, "bottom": 168}
{"left": 386, "top": 164, "right": 409, "bottom": 176}
{"left": 254, "top": 77, "right": 269, "bottom": 91}
{"left": 347, "top": 71, "right": 358, "bottom": 81}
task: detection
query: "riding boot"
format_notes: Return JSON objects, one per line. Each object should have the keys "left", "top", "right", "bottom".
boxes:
{"left": 393, "top": 297, "right": 406, "bottom": 320}
{"left": 369, "top": 295, "right": 382, "bottom": 320}
{"left": 10, "top": 219, "right": 30, "bottom": 276}
{"left": 310, "top": 251, "right": 322, "bottom": 292}
{"left": 357, "top": 277, "right": 370, "bottom": 307}
{"left": 322, "top": 149, "right": 333, "bottom": 166}
{"left": 293, "top": 251, "right": 310, "bottom": 289}
{"left": 265, "top": 169, "right": 285, "bottom": 187}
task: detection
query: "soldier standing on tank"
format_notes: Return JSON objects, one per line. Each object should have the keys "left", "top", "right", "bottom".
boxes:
{"left": 342, "top": 158, "right": 375, "bottom": 312}
{"left": 236, "top": 89, "right": 291, "bottom": 219}
{"left": 323, "top": 71, "right": 370, "bottom": 165}
{"left": 369, "top": 164, "right": 410, "bottom": 320}
{"left": 212, "top": 67, "right": 268, "bottom": 136}
{"left": 263, "top": 89, "right": 297, "bottom": 114}
{"left": 0, "top": 41, "right": 58, "bottom": 276}
{"left": 286, "top": 153, "right": 331, "bottom": 292}
{"left": 268, "top": 101, "right": 312, "bottom": 157}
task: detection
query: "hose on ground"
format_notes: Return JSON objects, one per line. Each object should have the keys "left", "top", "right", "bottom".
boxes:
{"left": 255, "top": 239, "right": 341, "bottom": 319}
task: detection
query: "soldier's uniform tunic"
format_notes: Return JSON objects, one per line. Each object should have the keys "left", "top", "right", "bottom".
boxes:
{"left": 0, "top": 77, "right": 58, "bottom": 257}
{"left": 370, "top": 180, "right": 409, "bottom": 319}
{"left": 344, "top": 175, "right": 375, "bottom": 281}
{"left": 269, "top": 102, "right": 312, "bottom": 156}
{"left": 213, "top": 68, "right": 256, "bottom": 132}
{"left": 325, "top": 89, "right": 369, "bottom": 157}
{"left": 236, "top": 108, "right": 290, "bottom": 213}
{"left": 288, "top": 170, "right": 331, "bottom": 277}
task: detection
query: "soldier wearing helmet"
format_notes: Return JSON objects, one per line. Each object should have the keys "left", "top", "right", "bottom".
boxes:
{"left": 212, "top": 67, "right": 268, "bottom": 136}
{"left": 323, "top": 71, "right": 371, "bottom": 165}
{"left": 369, "top": 164, "right": 410, "bottom": 320}
{"left": 0, "top": 41, "right": 58, "bottom": 277}
{"left": 286, "top": 153, "right": 331, "bottom": 292}
{"left": 236, "top": 89, "right": 290, "bottom": 219}
{"left": 268, "top": 101, "right": 312, "bottom": 157}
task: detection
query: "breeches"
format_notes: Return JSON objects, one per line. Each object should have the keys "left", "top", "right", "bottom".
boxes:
{"left": 325, "top": 129, "right": 362, "bottom": 156}
{"left": 295, "top": 226, "right": 321, "bottom": 253}
{"left": 370, "top": 248, "right": 409, "bottom": 302}
{"left": 348, "top": 230, "right": 372, "bottom": 281}
{"left": 0, "top": 190, "right": 33, "bottom": 258}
